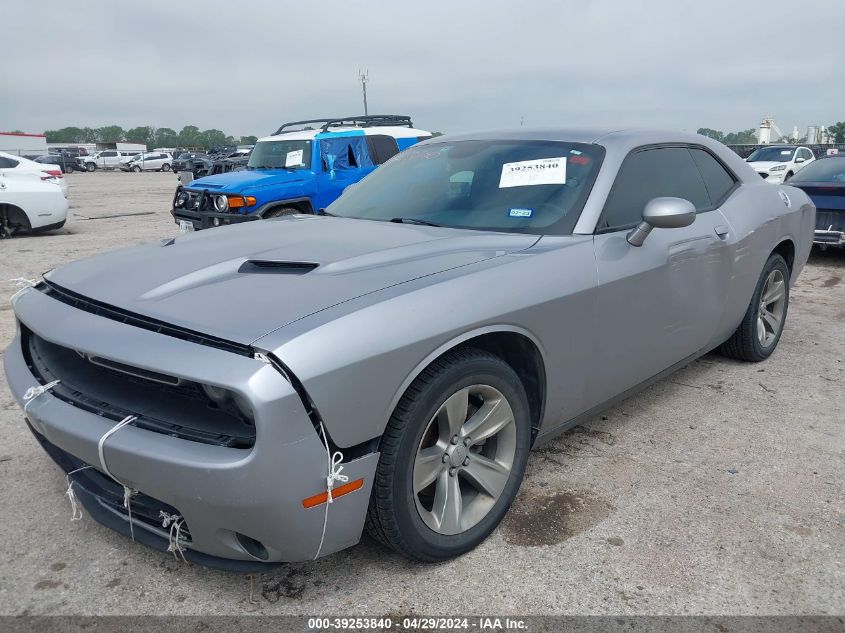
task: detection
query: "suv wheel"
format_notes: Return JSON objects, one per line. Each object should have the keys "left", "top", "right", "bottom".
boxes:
{"left": 131, "top": 165, "right": 142, "bottom": 173}
{"left": 86, "top": 163, "right": 96, "bottom": 172}
{"left": 263, "top": 207, "right": 299, "bottom": 219}
{"left": 366, "top": 347, "right": 531, "bottom": 561}
{"left": 161, "top": 164, "right": 171, "bottom": 172}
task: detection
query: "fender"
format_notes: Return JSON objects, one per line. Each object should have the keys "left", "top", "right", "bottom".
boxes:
{"left": 254, "top": 197, "right": 314, "bottom": 218}
{"left": 383, "top": 323, "right": 549, "bottom": 434}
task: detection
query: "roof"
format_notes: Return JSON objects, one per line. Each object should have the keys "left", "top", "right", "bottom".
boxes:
{"left": 257, "top": 125, "right": 430, "bottom": 144}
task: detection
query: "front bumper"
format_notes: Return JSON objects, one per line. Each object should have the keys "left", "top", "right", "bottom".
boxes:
{"left": 172, "top": 206, "right": 257, "bottom": 231}
{"left": 814, "top": 229, "right": 845, "bottom": 247}
{"left": 4, "top": 286, "right": 378, "bottom": 567}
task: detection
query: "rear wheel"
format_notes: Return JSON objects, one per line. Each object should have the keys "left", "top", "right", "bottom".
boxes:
{"left": 720, "top": 253, "right": 789, "bottom": 362}
{"left": 262, "top": 207, "right": 299, "bottom": 219}
{"left": 161, "top": 163, "right": 171, "bottom": 172}
{"left": 366, "top": 347, "right": 531, "bottom": 561}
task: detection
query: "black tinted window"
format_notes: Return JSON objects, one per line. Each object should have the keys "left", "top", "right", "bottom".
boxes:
{"left": 602, "top": 147, "right": 710, "bottom": 230}
{"left": 365, "top": 135, "right": 399, "bottom": 165}
{"left": 0, "top": 156, "right": 20, "bottom": 168}
{"left": 689, "top": 148, "right": 736, "bottom": 204}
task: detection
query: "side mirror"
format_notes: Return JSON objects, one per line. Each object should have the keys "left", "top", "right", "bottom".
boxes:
{"left": 626, "top": 197, "right": 696, "bottom": 247}
{"left": 795, "top": 157, "right": 805, "bottom": 163}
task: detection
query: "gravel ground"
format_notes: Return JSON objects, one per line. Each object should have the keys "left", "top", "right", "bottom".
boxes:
{"left": 0, "top": 172, "right": 842, "bottom": 616}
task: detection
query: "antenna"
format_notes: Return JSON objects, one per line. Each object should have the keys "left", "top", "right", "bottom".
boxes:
{"left": 358, "top": 69, "right": 369, "bottom": 116}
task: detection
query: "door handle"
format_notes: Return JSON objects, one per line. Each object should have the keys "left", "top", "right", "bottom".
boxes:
{"left": 714, "top": 225, "right": 730, "bottom": 239}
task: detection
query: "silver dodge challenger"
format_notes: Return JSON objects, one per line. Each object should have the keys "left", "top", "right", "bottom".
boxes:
{"left": 4, "top": 128, "right": 814, "bottom": 569}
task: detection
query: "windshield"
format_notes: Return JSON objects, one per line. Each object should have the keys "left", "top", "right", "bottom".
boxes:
{"left": 247, "top": 140, "right": 312, "bottom": 170}
{"left": 747, "top": 147, "right": 795, "bottom": 162}
{"left": 326, "top": 140, "right": 605, "bottom": 234}
{"left": 789, "top": 157, "right": 845, "bottom": 183}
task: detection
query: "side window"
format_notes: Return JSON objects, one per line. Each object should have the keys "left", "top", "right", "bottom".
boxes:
{"left": 103, "top": 151, "right": 117, "bottom": 157}
{"left": 0, "top": 156, "right": 20, "bottom": 168}
{"left": 689, "top": 148, "right": 736, "bottom": 205}
{"left": 601, "top": 147, "right": 710, "bottom": 230}
{"left": 799, "top": 148, "right": 813, "bottom": 161}
{"left": 366, "top": 135, "right": 400, "bottom": 165}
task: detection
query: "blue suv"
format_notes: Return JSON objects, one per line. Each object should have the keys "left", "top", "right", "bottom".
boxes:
{"left": 172, "top": 115, "right": 430, "bottom": 231}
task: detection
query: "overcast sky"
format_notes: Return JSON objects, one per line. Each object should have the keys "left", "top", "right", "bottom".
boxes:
{"left": 3, "top": 0, "right": 844, "bottom": 138}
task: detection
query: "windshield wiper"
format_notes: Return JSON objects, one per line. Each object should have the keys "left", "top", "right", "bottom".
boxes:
{"left": 390, "top": 217, "right": 442, "bottom": 227}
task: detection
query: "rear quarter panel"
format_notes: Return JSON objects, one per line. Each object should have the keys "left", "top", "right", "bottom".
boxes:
{"left": 713, "top": 181, "right": 814, "bottom": 345}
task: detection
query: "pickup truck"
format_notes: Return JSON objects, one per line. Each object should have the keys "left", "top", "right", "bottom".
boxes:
{"left": 79, "top": 150, "right": 137, "bottom": 172}
{"left": 171, "top": 115, "right": 430, "bottom": 231}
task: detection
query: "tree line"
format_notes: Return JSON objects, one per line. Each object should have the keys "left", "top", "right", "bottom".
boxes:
{"left": 698, "top": 122, "right": 845, "bottom": 145}
{"left": 43, "top": 125, "right": 258, "bottom": 149}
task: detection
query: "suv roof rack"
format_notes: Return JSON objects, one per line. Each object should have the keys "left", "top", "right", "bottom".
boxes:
{"left": 273, "top": 115, "right": 413, "bottom": 136}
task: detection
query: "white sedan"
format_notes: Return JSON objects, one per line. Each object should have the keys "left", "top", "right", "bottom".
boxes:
{"left": 745, "top": 145, "right": 815, "bottom": 184}
{"left": 0, "top": 151, "right": 68, "bottom": 196}
{"left": 0, "top": 171, "right": 68, "bottom": 238}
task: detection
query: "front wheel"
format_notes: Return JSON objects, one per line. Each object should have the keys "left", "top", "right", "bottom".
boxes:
{"left": 784, "top": 171, "right": 793, "bottom": 182}
{"left": 131, "top": 165, "right": 141, "bottom": 173}
{"left": 366, "top": 347, "right": 531, "bottom": 561}
{"left": 720, "top": 253, "right": 790, "bottom": 362}
{"left": 161, "top": 163, "right": 171, "bottom": 172}
{"left": 262, "top": 207, "right": 299, "bottom": 219}
{"left": 86, "top": 163, "right": 96, "bottom": 172}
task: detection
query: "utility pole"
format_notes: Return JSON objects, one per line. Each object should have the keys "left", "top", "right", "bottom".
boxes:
{"left": 359, "top": 69, "right": 369, "bottom": 116}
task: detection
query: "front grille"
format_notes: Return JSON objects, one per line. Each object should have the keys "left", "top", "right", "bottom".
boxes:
{"left": 22, "top": 327, "right": 256, "bottom": 448}
{"left": 35, "top": 433, "right": 191, "bottom": 542}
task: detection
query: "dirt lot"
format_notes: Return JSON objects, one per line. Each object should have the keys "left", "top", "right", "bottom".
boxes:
{"left": 0, "top": 171, "right": 842, "bottom": 616}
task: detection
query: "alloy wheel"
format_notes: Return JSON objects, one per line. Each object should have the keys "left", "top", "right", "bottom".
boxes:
{"left": 757, "top": 269, "right": 786, "bottom": 347}
{"left": 413, "top": 384, "right": 516, "bottom": 535}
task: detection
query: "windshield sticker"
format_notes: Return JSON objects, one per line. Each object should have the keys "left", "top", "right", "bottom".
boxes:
{"left": 781, "top": 150, "right": 792, "bottom": 155}
{"left": 499, "top": 157, "right": 566, "bottom": 188}
{"left": 285, "top": 149, "right": 304, "bottom": 167}
{"left": 508, "top": 208, "right": 534, "bottom": 218}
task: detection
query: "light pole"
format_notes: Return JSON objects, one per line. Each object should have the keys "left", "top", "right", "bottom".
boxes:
{"left": 359, "top": 69, "right": 369, "bottom": 116}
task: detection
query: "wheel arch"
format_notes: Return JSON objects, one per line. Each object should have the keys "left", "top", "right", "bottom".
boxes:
{"left": 772, "top": 237, "right": 795, "bottom": 276}
{"left": 386, "top": 326, "right": 547, "bottom": 444}
{"left": 0, "top": 202, "right": 32, "bottom": 233}
{"left": 256, "top": 197, "right": 314, "bottom": 217}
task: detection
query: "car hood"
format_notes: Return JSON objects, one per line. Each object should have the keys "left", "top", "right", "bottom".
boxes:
{"left": 187, "top": 169, "right": 311, "bottom": 192}
{"left": 45, "top": 216, "right": 537, "bottom": 345}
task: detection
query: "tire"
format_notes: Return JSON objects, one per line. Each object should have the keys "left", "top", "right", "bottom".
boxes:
{"left": 262, "top": 206, "right": 299, "bottom": 219}
{"left": 86, "top": 163, "right": 96, "bottom": 172}
{"left": 131, "top": 165, "right": 141, "bottom": 173}
{"left": 784, "top": 172, "right": 793, "bottom": 182}
{"left": 161, "top": 164, "right": 171, "bottom": 172}
{"left": 366, "top": 347, "right": 531, "bottom": 561}
{"left": 720, "top": 253, "right": 790, "bottom": 362}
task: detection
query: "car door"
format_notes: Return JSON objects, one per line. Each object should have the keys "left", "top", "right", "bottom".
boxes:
{"left": 314, "top": 135, "right": 376, "bottom": 209}
{"left": 589, "top": 145, "right": 736, "bottom": 404}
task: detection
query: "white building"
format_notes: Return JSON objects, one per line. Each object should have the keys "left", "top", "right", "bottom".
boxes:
{"left": 0, "top": 131, "right": 48, "bottom": 156}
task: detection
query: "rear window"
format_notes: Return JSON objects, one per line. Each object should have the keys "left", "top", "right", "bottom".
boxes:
{"left": 789, "top": 157, "right": 845, "bottom": 183}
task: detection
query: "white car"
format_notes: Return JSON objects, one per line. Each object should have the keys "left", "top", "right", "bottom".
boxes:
{"left": 120, "top": 152, "right": 173, "bottom": 172}
{"left": 0, "top": 151, "right": 68, "bottom": 196}
{"left": 80, "top": 150, "right": 137, "bottom": 171}
{"left": 0, "top": 171, "right": 68, "bottom": 238}
{"left": 746, "top": 145, "right": 815, "bottom": 183}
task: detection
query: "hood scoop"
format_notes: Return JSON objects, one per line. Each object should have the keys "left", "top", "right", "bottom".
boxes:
{"left": 238, "top": 260, "right": 319, "bottom": 275}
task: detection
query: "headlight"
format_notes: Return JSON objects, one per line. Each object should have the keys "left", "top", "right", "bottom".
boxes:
{"left": 770, "top": 164, "right": 786, "bottom": 172}
{"left": 174, "top": 191, "right": 188, "bottom": 207}
{"left": 214, "top": 195, "right": 229, "bottom": 212}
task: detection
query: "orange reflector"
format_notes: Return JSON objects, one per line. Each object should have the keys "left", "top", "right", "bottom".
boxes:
{"left": 302, "top": 478, "right": 364, "bottom": 508}
{"left": 245, "top": 196, "right": 257, "bottom": 206}
{"left": 227, "top": 196, "right": 246, "bottom": 208}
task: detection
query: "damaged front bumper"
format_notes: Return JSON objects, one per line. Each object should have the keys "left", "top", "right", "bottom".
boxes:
{"left": 4, "top": 285, "right": 378, "bottom": 570}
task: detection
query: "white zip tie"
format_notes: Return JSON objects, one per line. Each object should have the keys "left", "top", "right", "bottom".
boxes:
{"left": 160, "top": 511, "right": 188, "bottom": 561}
{"left": 313, "top": 421, "right": 347, "bottom": 560}
{"left": 8, "top": 277, "right": 37, "bottom": 289}
{"left": 64, "top": 465, "right": 94, "bottom": 521}
{"left": 96, "top": 415, "right": 139, "bottom": 541}
{"left": 22, "top": 379, "right": 60, "bottom": 413}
